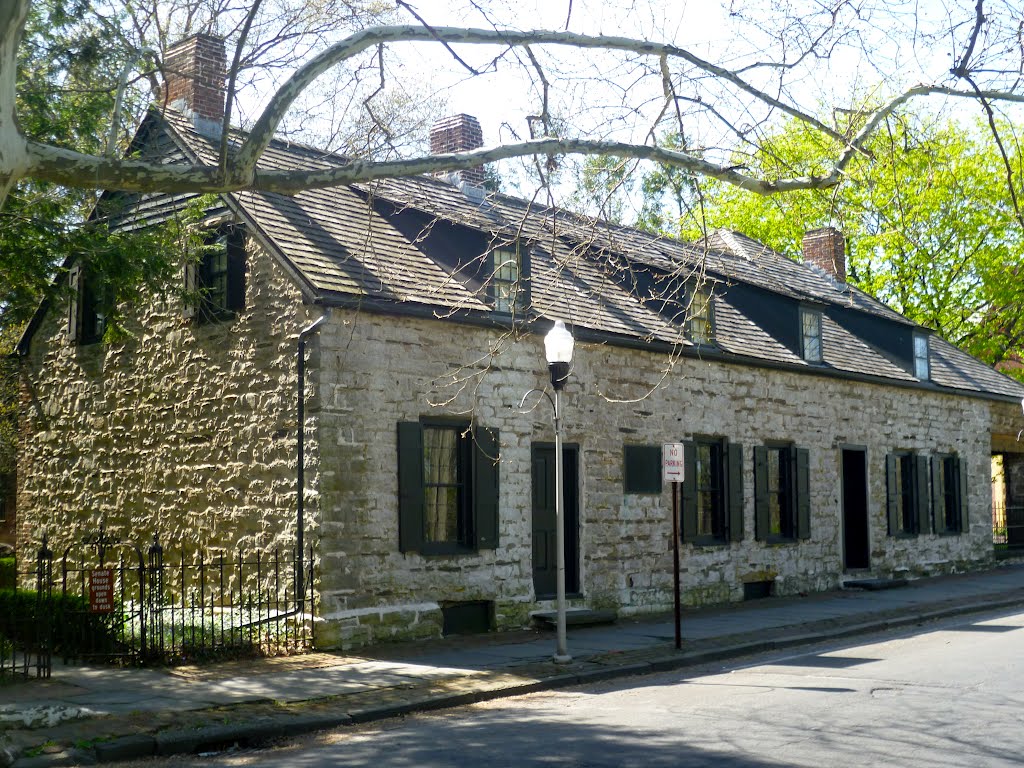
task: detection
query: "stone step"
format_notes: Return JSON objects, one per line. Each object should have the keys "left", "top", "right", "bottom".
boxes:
{"left": 842, "top": 577, "right": 909, "bottom": 591}
{"left": 530, "top": 609, "right": 618, "bottom": 629}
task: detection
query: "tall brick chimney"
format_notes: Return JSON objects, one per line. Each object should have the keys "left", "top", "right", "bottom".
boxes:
{"left": 163, "top": 34, "right": 227, "bottom": 137}
{"left": 802, "top": 227, "right": 847, "bottom": 284}
{"left": 430, "top": 114, "right": 485, "bottom": 189}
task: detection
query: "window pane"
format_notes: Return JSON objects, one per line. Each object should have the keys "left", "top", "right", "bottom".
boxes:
{"left": 694, "top": 441, "right": 723, "bottom": 540}
{"left": 688, "top": 287, "right": 712, "bottom": 344}
{"left": 425, "top": 486, "right": 459, "bottom": 543}
{"left": 491, "top": 247, "right": 521, "bottom": 313}
{"left": 914, "top": 335, "right": 929, "bottom": 379}
{"left": 802, "top": 311, "right": 822, "bottom": 361}
{"left": 423, "top": 426, "right": 463, "bottom": 545}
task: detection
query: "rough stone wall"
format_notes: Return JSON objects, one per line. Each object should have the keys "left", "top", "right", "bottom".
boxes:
{"left": 16, "top": 239, "right": 317, "bottom": 570}
{"left": 16, "top": 237, "right": 1006, "bottom": 648}
{"left": 314, "top": 311, "right": 996, "bottom": 648}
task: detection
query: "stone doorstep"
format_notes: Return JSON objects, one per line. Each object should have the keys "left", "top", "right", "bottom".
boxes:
{"left": 842, "top": 578, "right": 910, "bottom": 591}
{"left": 529, "top": 609, "right": 618, "bottom": 628}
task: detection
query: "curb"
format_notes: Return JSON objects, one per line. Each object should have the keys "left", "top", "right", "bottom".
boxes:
{"left": 8, "top": 593, "right": 1024, "bottom": 767}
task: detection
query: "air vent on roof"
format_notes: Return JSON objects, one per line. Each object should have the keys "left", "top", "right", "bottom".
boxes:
{"left": 460, "top": 181, "right": 486, "bottom": 205}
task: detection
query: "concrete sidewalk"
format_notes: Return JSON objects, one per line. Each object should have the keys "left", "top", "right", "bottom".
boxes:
{"left": 4, "top": 563, "right": 1024, "bottom": 767}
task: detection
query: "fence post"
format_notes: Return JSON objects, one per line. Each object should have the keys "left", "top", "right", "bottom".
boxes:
{"left": 34, "top": 534, "right": 53, "bottom": 679}
{"left": 148, "top": 535, "right": 164, "bottom": 662}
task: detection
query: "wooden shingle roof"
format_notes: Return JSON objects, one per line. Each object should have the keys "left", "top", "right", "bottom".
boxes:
{"left": 151, "top": 109, "right": 1024, "bottom": 402}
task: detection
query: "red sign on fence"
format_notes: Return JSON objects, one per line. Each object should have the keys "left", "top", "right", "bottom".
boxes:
{"left": 89, "top": 568, "right": 114, "bottom": 613}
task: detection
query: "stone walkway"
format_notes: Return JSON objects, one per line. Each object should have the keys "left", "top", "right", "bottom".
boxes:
{"left": 4, "top": 563, "right": 1024, "bottom": 767}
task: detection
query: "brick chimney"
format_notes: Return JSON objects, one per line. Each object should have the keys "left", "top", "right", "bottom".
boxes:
{"left": 802, "top": 227, "right": 847, "bottom": 284}
{"left": 163, "top": 34, "right": 227, "bottom": 137}
{"left": 430, "top": 114, "right": 485, "bottom": 189}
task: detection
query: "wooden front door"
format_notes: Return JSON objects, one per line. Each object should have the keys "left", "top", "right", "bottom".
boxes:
{"left": 842, "top": 448, "right": 871, "bottom": 570}
{"left": 531, "top": 443, "right": 580, "bottom": 598}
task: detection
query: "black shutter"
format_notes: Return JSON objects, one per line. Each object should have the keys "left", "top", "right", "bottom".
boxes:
{"left": 754, "top": 446, "right": 768, "bottom": 541}
{"left": 68, "top": 264, "right": 81, "bottom": 342}
{"left": 225, "top": 226, "right": 246, "bottom": 313}
{"left": 473, "top": 426, "right": 500, "bottom": 549}
{"left": 680, "top": 441, "right": 697, "bottom": 542}
{"left": 397, "top": 422, "right": 424, "bottom": 553}
{"left": 930, "top": 456, "right": 942, "bottom": 534}
{"left": 914, "top": 454, "right": 929, "bottom": 535}
{"left": 957, "top": 456, "right": 969, "bottom": 533}
{"left": 727, "top": 442, "right": 744, "bottom": 542}
{"left": 796, "top": 447, "right": 811, "bottom": 540}
{"left": 885, "top": 454, "right": 898, "bottom": 535}
{"left": 624, "top": 445, "right": 662, "bottom": 494}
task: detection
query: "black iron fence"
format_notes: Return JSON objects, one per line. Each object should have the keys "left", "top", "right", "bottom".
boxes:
{"left": 993, "top": 503, "right": 1024, "bottom": 547}
{"left": 1, "top": 530, "right": 315, "bottom": 680}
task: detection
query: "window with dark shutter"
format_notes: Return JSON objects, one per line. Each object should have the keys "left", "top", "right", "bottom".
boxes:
{"left": 932, "top": 454, "right": 966, "bottom": 535}
{"left": 70, "top": 265, "right": 111, "bottom": 346}
{"left": 681, "top": 438, "right": 738, "bottom": 545}
{"left": 624, "top": 445, "right": 662, "bottom": 494}
{"left": 755, "top": 445, "right": 792, "bottom": 541}
{"left": 886, "top": 451, "right": 922, "bottom": 536}
{"left": 396, "top": 420, "right": 500, "bottom": 554}
{"left": 192, "top": 225, "right": 246, "bottom": 323}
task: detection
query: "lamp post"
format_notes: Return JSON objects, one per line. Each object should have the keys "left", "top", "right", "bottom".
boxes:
{"left": 544, "top": 320, "right": 574, "bottom": 664}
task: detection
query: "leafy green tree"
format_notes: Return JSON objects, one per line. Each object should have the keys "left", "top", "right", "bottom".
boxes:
{"left": 667, "top": 112, "right": 1024, "bottom": 379}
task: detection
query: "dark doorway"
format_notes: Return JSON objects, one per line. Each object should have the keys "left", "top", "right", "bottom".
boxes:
{"left": 532, "top": 443, "right": 580, "bottom": 598}
{"left": 841, "top": 448, "right": 870, "bottom": 570}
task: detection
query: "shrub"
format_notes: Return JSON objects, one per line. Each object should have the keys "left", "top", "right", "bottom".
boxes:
{"left": 0, "top": 589, "right": 121, "bottom": 657}
{"left": 0, "top": 557, "right": 14, "bottom": 590}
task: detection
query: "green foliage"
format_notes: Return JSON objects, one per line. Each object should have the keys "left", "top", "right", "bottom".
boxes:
{"left": 667, "top": 111, "right": 1024, "bottom": 378}
{"left": 0, "top": 558, "right": 14, "bottom": 590}
{"left": 572, "top": 155, "right": 637, "bottom": 224}
{"left": 0, "top": 589, "right": 119, "bottom": 657}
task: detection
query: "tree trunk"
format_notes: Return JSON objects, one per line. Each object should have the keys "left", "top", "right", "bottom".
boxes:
{"left": 0, "top": 0, "right": 30, "bottom": 210}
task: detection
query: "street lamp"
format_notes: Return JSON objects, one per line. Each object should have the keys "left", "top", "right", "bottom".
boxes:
{"left": 544, "top": 320, "right": 574, "bottom": 663}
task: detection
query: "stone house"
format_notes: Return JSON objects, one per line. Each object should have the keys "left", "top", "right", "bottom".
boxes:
{"left": 14, "top": 35, "right": 1024, "bottom": 648}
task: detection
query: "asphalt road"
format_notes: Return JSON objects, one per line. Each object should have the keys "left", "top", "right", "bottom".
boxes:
{"left": 125, "top": 607, "right": 1024, "bottom": 767}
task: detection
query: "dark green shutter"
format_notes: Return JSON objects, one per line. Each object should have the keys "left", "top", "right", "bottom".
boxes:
{"left": 885, "top": 454, "right": 898, "bottom": 535}
{"left": 397, "top": 422, "right": 424, "bottom": 553}
{"left": 914, "top": 454, "right": 929, "bottom": 535}
{"left": 225, "top": 226, "right": 247, "bottom": 313}
{"left": 930, "top": 456, "right": 942, "bottom": 534}
{"left": 727, "top": 442, "right": 744, "bottom": 542}
{"left": 957, "top": 456, "right": 969, "bottom": 533}
{"left": 624, "top": 445, "right": 662, "bottom": 494}
{"left": 680, "top": 441, "right": 697, "bottom": 542}
{"left": 754, "top": 446, "right": 768, "bottom": 541}
{"left": 68, "top": 263, "right": 81, "bottom": 342}
{"left": 473, "top": 427, "right": 500, "bottom": 549}
{"left": 796, "top": 447, "right": 811, "bottom": 540}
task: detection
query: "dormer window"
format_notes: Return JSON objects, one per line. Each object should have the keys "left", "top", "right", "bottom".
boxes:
{"left": 489, "top": 244, "right": 528, "bottom": 315}
{"left": 687, "top": 284, "right": 713, "bottom": 344}
{"left": 914, "top": 333, "right": 930, "bottom": 380}
{"left": 801, "top": 308, "right": 823, "bottom": 363}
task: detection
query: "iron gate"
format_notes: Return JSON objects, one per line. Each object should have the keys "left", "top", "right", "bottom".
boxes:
{"left": 1, "top": 528, "right": 316, "bottom": 679}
